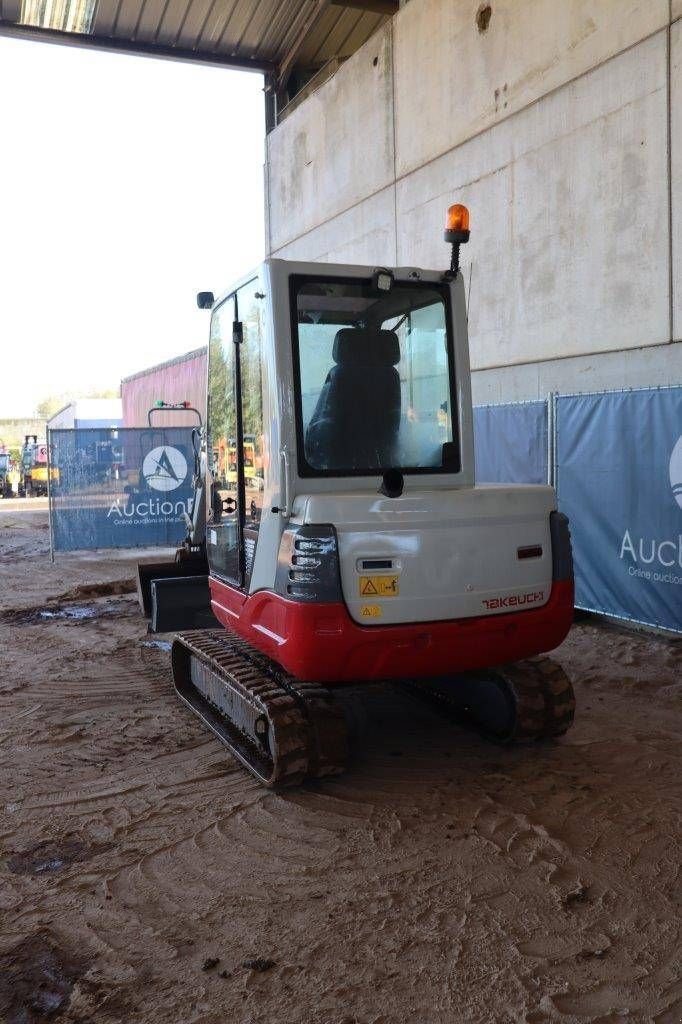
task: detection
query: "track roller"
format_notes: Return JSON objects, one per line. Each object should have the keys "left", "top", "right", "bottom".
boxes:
{"left": 171, "top": 629, "right": 348, "bottom": 788}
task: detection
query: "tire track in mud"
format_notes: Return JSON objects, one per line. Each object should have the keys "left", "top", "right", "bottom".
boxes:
{"left": 8, "top": 736, "right": 227, "bottom": 809}
{"left": 68, "top": 691, "right": 664, "bottom": 1021}
{"left": 1, "top": 514, "right": 681, "bottom": 1022}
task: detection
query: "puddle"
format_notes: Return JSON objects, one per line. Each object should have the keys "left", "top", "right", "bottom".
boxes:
{"left": 5, "top": 837, "right": 105, "bottom": 876}
{"left": 0, "top": 930, "right": 85, "bottom": 1023}
{"left": 39, "top": 607, "right": 99, "bottom": 621}
{"left": 142, "top": 639, "right": 172, "bottom": 651}
{"left": 1, "top": 599, "right": 134, "bottom": 626}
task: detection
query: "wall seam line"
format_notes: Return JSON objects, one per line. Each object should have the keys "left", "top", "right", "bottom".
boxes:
{"left": 266, "top": 133, "right": 273, "bottom": 257}
{"left": 470, "top": 338, "right": 682, "bottom": 376}
{"left": 667, "top": 0, "right": 674, "bottom": 342}
{"left": 270, "top": 181, "right": 395, "bottom": 255}
{"left": 390, "top": 16, "right": 398, "bottom": 265}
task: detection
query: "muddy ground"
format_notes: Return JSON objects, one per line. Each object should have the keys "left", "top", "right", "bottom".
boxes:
{"left": 0, "top": 505, "right": 680, "bottom": 1024}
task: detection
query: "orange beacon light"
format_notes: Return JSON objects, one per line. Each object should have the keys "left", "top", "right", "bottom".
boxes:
{"left": 444, "top": 203, "right": 470, "bottom": 240}
{"left": 444, "top": 203, "right": 470, "bottom": 278}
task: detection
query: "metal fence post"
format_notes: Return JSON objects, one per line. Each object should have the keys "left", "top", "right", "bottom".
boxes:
{"left": 552, "top": 392, "right": 559, "bottom": 493}
{"left": 546, "top": 392, "right": 553, "bottom": 487}
{"left": 46, "top": 427, "right": 55, "bottom": 564}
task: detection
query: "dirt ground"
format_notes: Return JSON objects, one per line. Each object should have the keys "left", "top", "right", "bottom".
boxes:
{"left": 1, "top": 505, "right": 680, "bottom": 1024}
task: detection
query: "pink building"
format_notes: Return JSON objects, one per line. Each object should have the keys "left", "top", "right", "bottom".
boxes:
{"left": 121, "top": 347, "right": 207, "bottom": 428}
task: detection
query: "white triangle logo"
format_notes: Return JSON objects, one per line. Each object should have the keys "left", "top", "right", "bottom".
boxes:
{"left": 669, "top": 436, "right": 682, "bottom": 510}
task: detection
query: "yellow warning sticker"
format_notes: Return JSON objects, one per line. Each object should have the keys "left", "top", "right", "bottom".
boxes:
{"left": 360, "top": 604, "right": 382, "bottom": 618}
{"left": 359, "top": 575, "right": 399, "bottom": 597}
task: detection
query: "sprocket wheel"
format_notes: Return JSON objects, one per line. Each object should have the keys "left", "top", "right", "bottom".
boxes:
{"left": 464, "top": 656, "right": 576, "bottom": 743}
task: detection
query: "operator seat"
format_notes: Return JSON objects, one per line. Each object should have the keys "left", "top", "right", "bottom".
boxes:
{"left": 305, "top": 328, "right": 402, "bottom": 471}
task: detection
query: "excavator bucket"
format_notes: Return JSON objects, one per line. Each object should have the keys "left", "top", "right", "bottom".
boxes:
{"left": 136, "top": 554, "right": 209, "bottom": 618}
{"left": 150, "top": 575, "right": 219, "bottom": 632}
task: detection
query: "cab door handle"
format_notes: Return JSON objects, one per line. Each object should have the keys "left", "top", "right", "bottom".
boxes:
{"left": 280, "top": 449, "right": 291, "bottom": 518}
{"left": 271, "top": 450, "right": 291, "bottom": 518}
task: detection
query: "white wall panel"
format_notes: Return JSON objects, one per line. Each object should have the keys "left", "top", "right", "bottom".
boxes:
{"left": 396, "top": 32, "right": 669, "bottom": 369}
{"left": 471, "top": 342, "right": 682, "bottom": 404}
{"left": 394, "top": 0, "right": 668, "bottom": 177}
{"left": 272, "top": 185, "right": 396, "bottom": 267}
{"left": 267, "top": 23, "right": 394, "bottom": 253}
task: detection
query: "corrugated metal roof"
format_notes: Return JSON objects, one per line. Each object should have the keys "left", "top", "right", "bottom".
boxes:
{"left": 121, "top": 345, "right": 207, "bottom": 383}
{"left": 0, "top": 0, "right": 394, "bottom": 79}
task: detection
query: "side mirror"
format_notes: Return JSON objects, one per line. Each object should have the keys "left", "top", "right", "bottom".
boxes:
{"left": 197, "top": 291, "right": 215, "bottom": 310}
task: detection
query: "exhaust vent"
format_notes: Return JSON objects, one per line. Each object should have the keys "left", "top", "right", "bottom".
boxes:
{"left": 517, "top": 545, "right": 543, "bottom": 560}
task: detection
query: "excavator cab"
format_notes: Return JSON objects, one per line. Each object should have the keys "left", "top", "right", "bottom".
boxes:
{"left": 165, "top": 207, "right": 576, "bottom": 787}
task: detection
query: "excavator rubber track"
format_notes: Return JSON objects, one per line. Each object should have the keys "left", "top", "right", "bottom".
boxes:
{"left": 405, "top": 656, "right": 576, "bottom": 744}
{"left": 171, "top": 629, "right": 348, "bottom": 788}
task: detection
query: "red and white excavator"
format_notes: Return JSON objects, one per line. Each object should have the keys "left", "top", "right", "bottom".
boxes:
{"left": 145, "top": 204, "right": 576, "bottom": 787}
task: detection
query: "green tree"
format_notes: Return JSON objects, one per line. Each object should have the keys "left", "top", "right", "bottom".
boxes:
{"left": 35, "top": 395, "right": 68, "bottom": 420}
{"left": 208, "top": 335, "right": 230, "bottom": 443}
{"left": 34, "top": 387, "right": 120, "bottom": 421}
{"left": 86, "top": 388, "right": 119, "bottom": 399}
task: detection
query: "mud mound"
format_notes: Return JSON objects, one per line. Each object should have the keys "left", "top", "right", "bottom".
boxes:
{"left": 0, "top": 931, "right": 86, "bottom": 1023}
{"left": 57, "top": 579, "right": 136, "bottom": 601}
{"left": 5, "top": 836, "right": 109, "bottom": 875}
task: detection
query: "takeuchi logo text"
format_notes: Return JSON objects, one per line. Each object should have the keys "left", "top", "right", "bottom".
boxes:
{"left": 482, "top": 590, "right": 545, "bottom": 610}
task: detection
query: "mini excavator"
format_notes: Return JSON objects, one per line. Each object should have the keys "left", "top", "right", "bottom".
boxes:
{"left": 146, "top": 204, "right": 576, "bottom": 786}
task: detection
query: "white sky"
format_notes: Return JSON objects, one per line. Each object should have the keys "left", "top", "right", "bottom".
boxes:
{"left": 0, "top": 36, "right": 265, "bottom": 418}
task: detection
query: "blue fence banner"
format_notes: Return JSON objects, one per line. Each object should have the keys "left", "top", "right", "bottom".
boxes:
{"left": 556, "top": 388, "right": 682, "bottom": 634}
{"left": 474, "top": 400, "right": 548, "bottom": 484}
{"left": 48, "top": 427, "right": 196, "bottom": 551}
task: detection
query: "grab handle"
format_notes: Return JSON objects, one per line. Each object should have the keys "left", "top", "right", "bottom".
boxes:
{"left": 272, "top": 448, "right": 291, "bottom": 518}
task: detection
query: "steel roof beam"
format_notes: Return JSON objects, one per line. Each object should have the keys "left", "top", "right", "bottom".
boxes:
{"left": 276, "top": 0, "right": 331, "bottom": 90}
{"left": 0, "top": 20, "right": 274, "bottom": 73}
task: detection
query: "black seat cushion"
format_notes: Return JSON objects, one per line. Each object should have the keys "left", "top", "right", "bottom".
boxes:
{"left": 305, "top": 328, "right": 401, "bottom": 471}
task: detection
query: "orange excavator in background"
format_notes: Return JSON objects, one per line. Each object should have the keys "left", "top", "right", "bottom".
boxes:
{"left": 18, "top": 436, "right": 58, "bottom": 497}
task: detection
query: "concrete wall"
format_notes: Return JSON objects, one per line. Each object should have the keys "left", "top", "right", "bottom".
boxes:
{"left": 265, "top": 0, "right": 682, "bottom": 400}
{"left": 672, "top": 17, "right": 682, "bottom": 344}
{"left": 267, "top": 25, "right": 394, "bottom": 255}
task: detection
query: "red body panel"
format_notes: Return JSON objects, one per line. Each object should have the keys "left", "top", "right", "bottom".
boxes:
{"left": 209, "top": 577, "right": 574, "bottom": 684}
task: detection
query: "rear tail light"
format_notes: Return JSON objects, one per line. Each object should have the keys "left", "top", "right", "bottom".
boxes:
{"left": 275, "top": 525, "right": 343, "bottom": 602}
{"left": 550, "top": 512, "right": 573, "bottom": 582}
